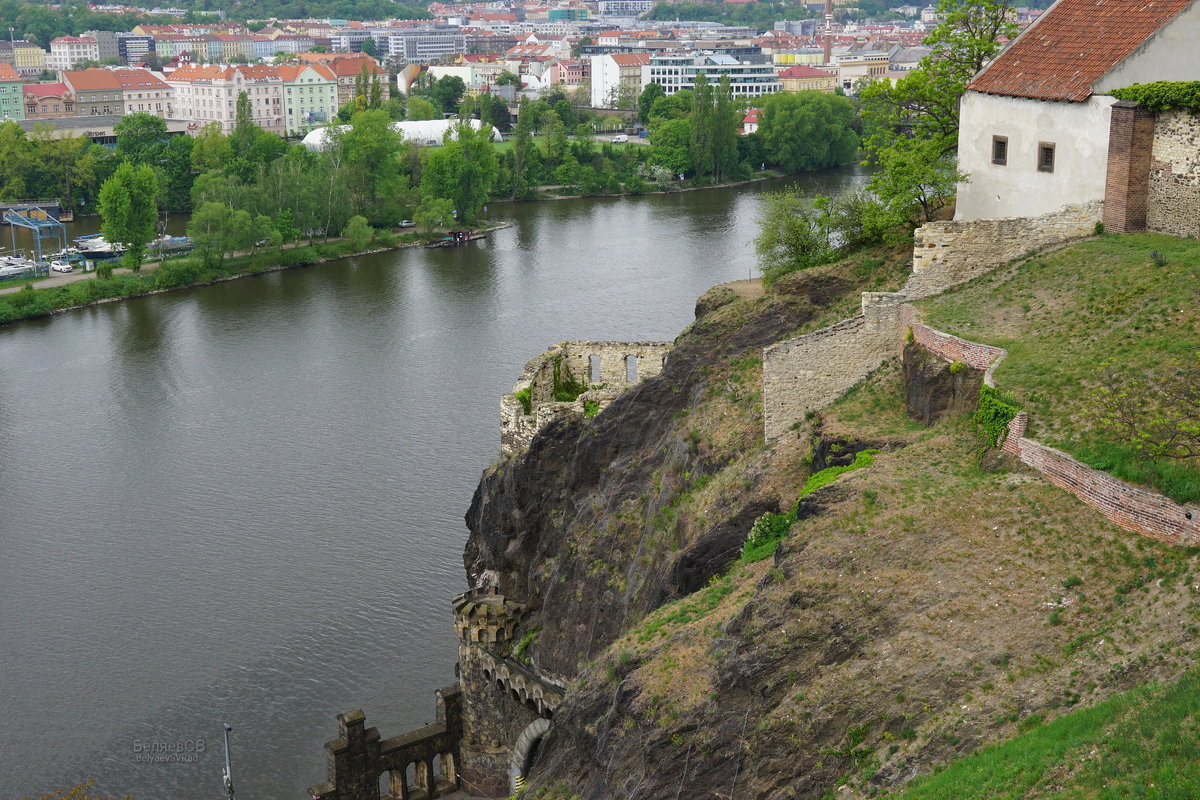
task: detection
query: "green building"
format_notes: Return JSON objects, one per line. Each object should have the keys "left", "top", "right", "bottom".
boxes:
{"left": 0, "top": 62, "right": 25, "bottom": 121}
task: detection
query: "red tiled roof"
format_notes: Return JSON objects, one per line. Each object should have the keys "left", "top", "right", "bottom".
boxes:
{"left": 23, "top": 82, "right": 68, "bottom": 98}
{"left": 609, "top": 53, "right": 651, "bottom": 66}
{"left": 778, "top": 65, "right": 834, "bottom": 78}
{"left": 968, "top": 0, "right": 1193, "bottom": 102}
{"left": 0, "top": 63, "right": 19, "bottom": 82}
{"left": 742, "top": 108, "right": 761, "bottom": 123}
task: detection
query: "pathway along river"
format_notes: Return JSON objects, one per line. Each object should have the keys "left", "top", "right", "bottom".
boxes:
{"left": 0, "top": 168, "right": 865, "bottom": 799}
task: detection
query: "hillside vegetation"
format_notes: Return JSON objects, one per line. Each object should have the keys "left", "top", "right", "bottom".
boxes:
{"left": 469, "top": 234, "right": 1200, "bottom": 799}
{"left": 919, "top": 233, "right": 1200, "bottom": 502}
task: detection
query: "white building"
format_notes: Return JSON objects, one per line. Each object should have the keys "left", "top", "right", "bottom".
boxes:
{"left": 300, "top": 118, "right": 502, "bottom": 151}
{"left": 167, "top": 64, "right": 284, "bottom": 136}
{"left": 955, "top": 0, "right": 1200, "bottom": 220}
{"left": 642, "top": 53, "right": 781, "bottom": 99}
{"left": 47, "top": 36, "right": 101, "bottom": 72}
{"left": 589, "top": 52, "right": 650, "bottom": 108}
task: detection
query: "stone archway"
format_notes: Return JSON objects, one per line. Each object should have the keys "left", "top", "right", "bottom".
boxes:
{"left": 508, "top": 718, "right": 551, "bottom": 794}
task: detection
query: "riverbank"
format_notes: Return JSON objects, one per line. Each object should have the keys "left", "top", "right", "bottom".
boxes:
{"left": 0, "top": 222, "right": 512, "bottom": 325}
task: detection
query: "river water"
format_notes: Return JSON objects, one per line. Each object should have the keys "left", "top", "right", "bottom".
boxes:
{"left": 0, "top": 168, "right": 864, "bottom": 800}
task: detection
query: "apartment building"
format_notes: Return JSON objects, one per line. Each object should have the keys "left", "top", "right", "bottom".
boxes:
{"left": 167, "top": 63, "right": 284, "bottom": 135}
{"left": 0, "top": 62, "right": 24, "bottom": 120}
{"left": 48, "top": 36, "right": 101, "bottom": 71}
{"left": 643, "top": 52, "right": 781, "bottom": 99}
{"left": 64, "top": 68, "right": 175, "bottom": 117}
{"left": 278, "top": 63, "right": 338, "bottom": 136}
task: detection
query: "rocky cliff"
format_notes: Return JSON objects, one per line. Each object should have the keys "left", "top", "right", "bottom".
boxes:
{"left": 462, "top": 247, "right": 1200, "bottom": 800}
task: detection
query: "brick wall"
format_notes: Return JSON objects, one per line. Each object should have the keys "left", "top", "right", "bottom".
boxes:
{"left": 1001, "top": 414, "right": 1200, "bottom": 545}
{"left": 905, "top": 202, "right": 1101, "bottom": 300}
{"left": 1102, "top": 101, "right": 1156, "bottom": 233}
{"left": 904, "top": 315, "right": 1006, "bottom": 375}
{"left": 1146, "top": 108, "right": 1200, "bottom": 238}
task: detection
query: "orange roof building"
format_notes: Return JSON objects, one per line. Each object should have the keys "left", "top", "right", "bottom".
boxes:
{"left": 956, "top": 0, "right": 1200, "bottom": 221}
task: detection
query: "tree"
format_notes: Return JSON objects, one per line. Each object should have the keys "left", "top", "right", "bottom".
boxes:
{"left": 868, "top": 136, "right": 965, "bottom": 227}
{"left": 114, "top": 112, "right": 168, "bottom": 165}
{"left": 638, "top": 82, "right": 665, "bottom": 126}
{"left": 191, "top": 122, "right": 231, "bottom": 173}
{"left": 344, "top": 214, "right": 374, "bottom": 250}
{"left": 230, "top": 91, "right": 256, "bottom": 154}
{"left": 406, "top": 94, "right": 438, "bottom": 121}
{"left": 414, "top": 195, "right": 454, "bottom": 236}
{"left": 754, "top": 190, "right": 835, "bottom": 285}
{"left": 1095, "top": 361, "right": 1200, "bottom": 461}
{"left": 419, "top": 122, "right": 498, "bottom": 224}
{"left": 689, "top": 72, "right": 714, "bottom": 178}
{"left": 647, "top": 118, "right": 692, "bottom": 176}
{"left": 429, "top": 75, "right": 466, "bottom": 115}
{"left": 712, "top": 75, "right": 740, "bottom": 182}
{"left": 859, "top": 0, "right": 1017, "bottom": 221}
{"left": 360, "top": 36, "right": 376, "bottom": 57}
{"left": 758, "top": 91, "right": 859, "bottom": 173}
{"left": 97, "top": 161, "right": 158, "bottom": 271}
{"left": 494, "top": 71, "right": 520, "bottom": 87}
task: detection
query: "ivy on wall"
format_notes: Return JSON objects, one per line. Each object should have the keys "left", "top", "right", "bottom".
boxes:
{"left": 975, "top": 385, "right": 1020, "bottom": 448}
{"left": 1110, "top": 81, "right": 1200, "bottom": 112}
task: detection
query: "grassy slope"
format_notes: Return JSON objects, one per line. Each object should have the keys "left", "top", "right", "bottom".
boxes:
{"left": 917, "top": 233, "right": 1200, "bottom": 500}
{"left": 560, "top": 354, "right": 1200, "bottom": 799}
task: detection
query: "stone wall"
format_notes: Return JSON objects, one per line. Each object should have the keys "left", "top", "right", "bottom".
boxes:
{"left": 763, "top": 202, "right": 1101, "bottom": 442}
{"left": 762, "top": 293, "right": 904, "bottom": 441}
{"left": 905, "top": 202, "right": 1101, "bottom": 300}
{"left": 1147, "top": 108, "right": 1200, "bottom": 238}
{"left": 1001, "top": 413, "right": 1200, "bottom": 546}
{"left": 501, "top": 340, "right": 672, "bottom": 456}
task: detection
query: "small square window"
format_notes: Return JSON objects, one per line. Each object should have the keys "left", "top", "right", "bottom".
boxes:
{"left": 1038, "top": 142, "right": 1056, "bottom": 173}
{"left": 991, "top": 135, "right": 1007, "bottom": 165}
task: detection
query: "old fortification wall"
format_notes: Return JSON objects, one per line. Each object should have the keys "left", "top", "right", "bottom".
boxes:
{"left": 906, "top": 321, "right": 1200, "bottom": 547}
{"left": 501, "top": 340, "right": 672, "bottom": 456}
{"left": 763, "top": 203, "right": 1097, "bottom": 441}
{"left": 905, "top": 202, "right": 1101, "bottom": 300}
{"left": 1147, "top": 108, "right": 1200, "bottom": 238}
{"left": 763, "top": 293, "right": 904, "bottom": 440}
{"left": 999, "top": 414, "right": 1200, "bottom": 545}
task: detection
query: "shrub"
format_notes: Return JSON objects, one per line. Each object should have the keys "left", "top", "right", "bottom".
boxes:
{"left": 975, "top": 385, "right": 1020, "bottom": 449}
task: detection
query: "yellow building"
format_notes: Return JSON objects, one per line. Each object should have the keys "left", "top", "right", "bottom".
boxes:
{"left": 778, "top": 65, "right": 838, "bottom": 93}
{"left": 12, "top": 42, "right": 46, "bottom": 76}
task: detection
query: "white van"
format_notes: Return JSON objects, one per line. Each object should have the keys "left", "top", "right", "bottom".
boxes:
{"left": 612, "top": 134, "right": 629, "bottom": 143}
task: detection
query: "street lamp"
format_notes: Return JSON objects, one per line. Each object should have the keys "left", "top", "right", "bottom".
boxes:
{"left": 222, "top": 723, "right": 236, "bottom": 800}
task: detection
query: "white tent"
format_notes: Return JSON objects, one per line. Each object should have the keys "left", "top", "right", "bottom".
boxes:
{"left": 300, "top": 118, "right": 503, "bottom": 151}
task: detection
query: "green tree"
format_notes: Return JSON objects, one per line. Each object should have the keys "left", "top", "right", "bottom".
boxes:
{"left": 647, "top": 118, "right": 692, "bottom": 176}
{"left": 419, "top": 123, "right": 498, "bottom": 224}
{"left": 114, "top": 112, "right": 168, "bottom": 165}
{"left": 689, "top": 72, "right": 714, "bottom": 179}
{"left": 859, "top": 0, "right": 1017, "bottom": 221}
{"left": 638, "top": 82, "right": 665, "bottom": 126}
{"left": 230, "top": 91, "right": 256, "bottom": 154}
{"left": 758, "top": 91, "right": 858, "bottom": 173}
{"left": 406, "top": 94, "right": 439, "bottom": 121}
{"left": 97, "top": 161, "right": 158, "bottom": 271}
{"left": 869, "top": 136, "right": 966, "bottom": 227}
{"left": 344, "top": 214, "right": 374, "bottom": 249}
{"left": 712, "top": 75, "right": 740, "bottom": 182}
{"left": 429, "top": 75, "right": 466, "bottom": 115}
{"left": 494, "top": 71, "right": 520, "bottom": 87}
{"left": 360, "top": 36, "right": 376, "bottom": 57}
{"left": 414, "top": 194, "right": 454, "bottom": 236}
{"left": 754, "top": 190, "right": 834, "bottom": 285}
{"left": 190, "top": 121, "right": 231, "bottom": 173}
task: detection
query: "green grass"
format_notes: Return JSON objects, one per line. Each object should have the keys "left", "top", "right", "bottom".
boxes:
{"left": 633, "top": 573, "right": 736, "bottom": 643}
{"left": 918, "top": 233, "right": 1200, "bottom": 500}
{"left": 889, "top": 666, "right": 1200, "bottom": 799}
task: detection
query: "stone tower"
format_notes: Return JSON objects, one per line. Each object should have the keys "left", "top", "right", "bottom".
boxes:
{"left": 453, "top": 586, "right": 530, "bottom": 798}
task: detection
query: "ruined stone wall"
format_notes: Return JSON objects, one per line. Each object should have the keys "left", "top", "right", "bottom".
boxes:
{"left": 1001, "top": 413, "right": 1200, "bottom": 546}
{"left": 501, "top": 340, "right": 673, "bottom": 456}
{"left": 1147, "top": 108, "right": 1200, "bottom": 238}
{"left": 905, "top": 202, "right": 1101, "bottom": 300}
{"left": 762, "top": 293, "right": 904, "bottom": 441}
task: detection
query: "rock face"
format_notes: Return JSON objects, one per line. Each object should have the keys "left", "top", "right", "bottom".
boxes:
{"left": 902, "top": 341, "right": 984, "bottom": 425}
{"left": 465, "top": 289, "right": 817, "bottom": 680}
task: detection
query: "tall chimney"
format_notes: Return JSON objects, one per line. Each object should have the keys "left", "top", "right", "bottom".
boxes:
{"left": 823, "top": 0, "right": 833, "bottom": 65}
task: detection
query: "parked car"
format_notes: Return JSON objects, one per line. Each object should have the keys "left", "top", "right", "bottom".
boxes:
{"left": 611, "top": 134, "right": 629, "bottom": 143}
{"left": 399, "top": 220, "right": 416, "bottom": 228}
{"left": 50, "top": 260, "right": 73, "bottom": 273}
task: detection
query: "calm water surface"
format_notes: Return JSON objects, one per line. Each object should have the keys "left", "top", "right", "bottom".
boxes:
{"left": 0, "top": 169, "right": 864, "bottom": 800}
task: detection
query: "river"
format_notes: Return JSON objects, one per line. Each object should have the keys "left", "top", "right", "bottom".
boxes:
{"left": 0, "top": 168, "right": 864, "bottom": 800}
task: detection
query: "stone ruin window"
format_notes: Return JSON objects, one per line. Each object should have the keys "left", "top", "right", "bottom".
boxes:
{"left": 991, "top": 135, "right": 1008, "bottom": 166}
{"left": 589, "top": 354, "right": 601, "bottom": 383}
{"left": 625, "top": 355, "right": 638, "bottom": 382}
{"left": 1038, "top": 142, "right": 1056, "bottom": 173}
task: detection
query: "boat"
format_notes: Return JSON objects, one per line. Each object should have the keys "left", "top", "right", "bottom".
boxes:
{"left": 424, "top": 230, "right": 486, "bottom": 249}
